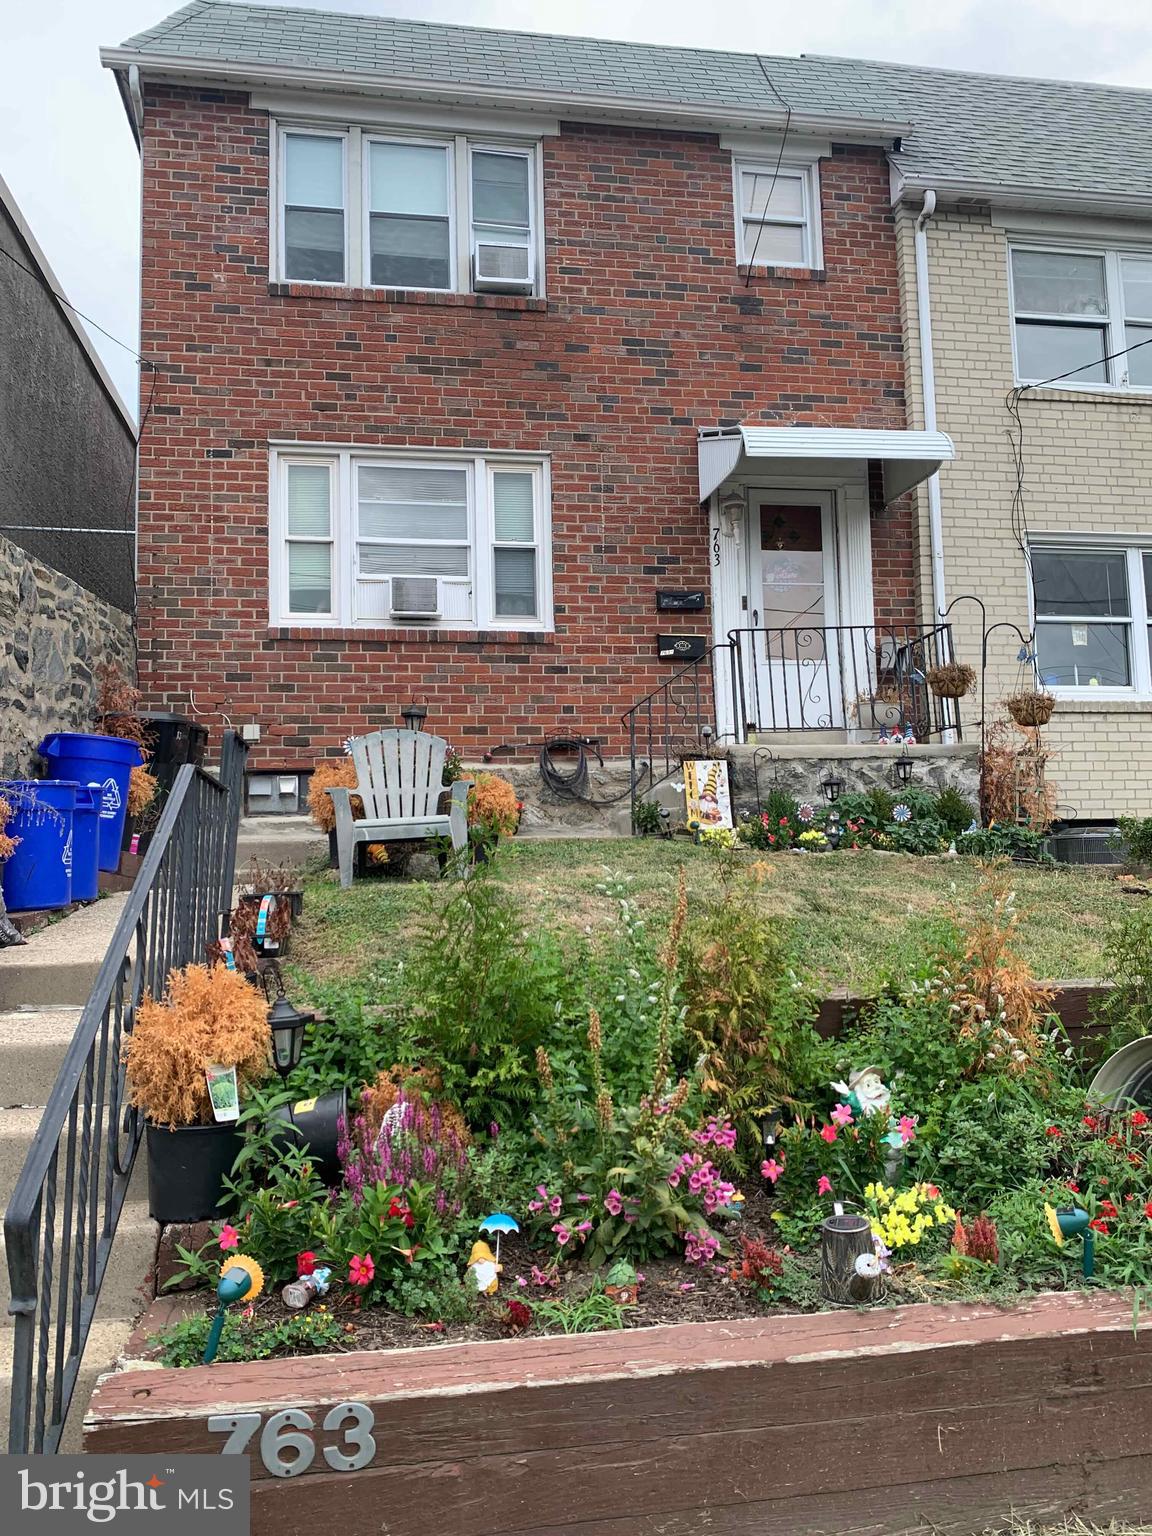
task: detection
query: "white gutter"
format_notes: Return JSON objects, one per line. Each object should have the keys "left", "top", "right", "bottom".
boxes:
{"left": 98, "top": 49, "right": 910, "bottom": 143}
{"left": 914, "top": 190, "right": 947, "bottom": 623}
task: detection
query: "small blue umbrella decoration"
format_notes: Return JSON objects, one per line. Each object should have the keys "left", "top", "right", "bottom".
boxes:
{"left": 479, "top": 1212, "right": 519, "bottom": 1263}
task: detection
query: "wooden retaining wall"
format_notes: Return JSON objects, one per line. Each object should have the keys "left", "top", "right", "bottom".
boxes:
{"left": 86, "top": 1291, "right": 1152, "bottom": 1536}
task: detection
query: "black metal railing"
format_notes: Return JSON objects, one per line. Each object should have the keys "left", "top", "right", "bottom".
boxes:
{"left": 4, "top": 732, "right": 247, "bottom": 1453}
{"left": 622, "top": 643, "right": 739, "bottom": 830}
{"left": 728, "top": 622, "right": 961, "bottom": 742}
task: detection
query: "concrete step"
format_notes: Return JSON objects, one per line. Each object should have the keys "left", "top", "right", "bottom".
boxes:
{"left": 0, "top": 1199, "right": 156, "bottom": 1328}
{"left": 0, "top": 1007, "right": 84, "bottom": 1107}
{"left": 235, "top": 814, "right": 327, "bottom": 873}
{"left": 0, "top": 895, "right": 129, "bottom": 1010}
{"left": 0, "top": 1316, "right": 136, "bottom": 1453}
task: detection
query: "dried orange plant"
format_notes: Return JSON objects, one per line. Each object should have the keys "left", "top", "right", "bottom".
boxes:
{"left": 982, "top": 719, "right": 1057, "bottom": 830}
{"left": 0, "top": 796, "right": 20, "bottom": 862}
{"left": 124, "top": 963, "right": 271, "bottom": 1127}
{"left": 467, "top": 772, "right": 520, "bottom": 836}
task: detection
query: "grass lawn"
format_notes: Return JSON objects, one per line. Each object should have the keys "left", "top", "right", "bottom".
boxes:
{"left": 293, "top": 839, "right": 1130, "bottom": 992}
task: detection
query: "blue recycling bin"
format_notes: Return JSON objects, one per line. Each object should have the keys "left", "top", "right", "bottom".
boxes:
{"left": 0, "top": 780, "right": 76, "bottom": 912}
{"left": 70, "top": 784, "right": 101, "bottom": 902}
{"left": 38, "top": 733, "right": 143, "bottom": 872}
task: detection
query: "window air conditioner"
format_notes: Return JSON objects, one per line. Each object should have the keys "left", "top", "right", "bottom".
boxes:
{"left": 390, "top": 576, "right": 441, "bottom": 620}
{"left": 473, "top": 240, "right": 533, "bottom": 293}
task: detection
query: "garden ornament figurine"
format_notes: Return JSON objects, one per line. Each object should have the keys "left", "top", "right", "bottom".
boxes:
{"left": 466, "top": 1239, "right": 501, "bottom": 1294}
{"left": 1045, "top": 1203, "right": 1096, "bottom": 1278}
{"left": 831, "top": 1067, "right": 891, "bottom": 1119}
{"left": 203, "top": 1254, "right": 264, "bottom": 1363}
{"left": 282, "top": 1265, "right": 332, "bottom": 1311}
{"left": 479, "top": 1212, "right": 519, "bottom": 1265}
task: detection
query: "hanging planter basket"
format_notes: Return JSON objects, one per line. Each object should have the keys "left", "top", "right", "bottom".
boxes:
{"left": 925, "top": 662, "right": 976, "bottom": 700}
{"left": 1005, "top": 691, "right": 1055, "bottom": 728}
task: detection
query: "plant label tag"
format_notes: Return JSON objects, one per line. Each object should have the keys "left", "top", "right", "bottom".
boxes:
{"left": 256, "top": 894, "right": 275, "bottom": 940}
{"left": 206, "top": 1063, "right": 240, "bottom": 1122}
{"left": 218, "top": 937, "right": 237, "bottom": 971}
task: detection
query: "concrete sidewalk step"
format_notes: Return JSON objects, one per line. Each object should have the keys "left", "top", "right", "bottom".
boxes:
{"left": 0, "top": 1199, "right": 156, "bottom": 1327}
{"left": 0, "top": 1008, "right": 84, "bottom": 1106}
{"left": 0, "top": 895, "right": 129, "bottom": 1010}
{"left": 0, "top": 1317, "right": 137, "bottom": 1454}
{"left": 235, "top": 814, "right": 326, "bottom": 872}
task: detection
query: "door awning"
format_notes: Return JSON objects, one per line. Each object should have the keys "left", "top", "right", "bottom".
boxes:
{"left": 698, "top": 426, "right": 956, "bottom": 504}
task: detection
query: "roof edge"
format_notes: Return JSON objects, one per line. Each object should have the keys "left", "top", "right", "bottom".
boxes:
{"left": 893, "top": 170, "right": 1152, "bottom": 223}
{"left": 98, "top": 47, "right": 911, "bottom": 143}
{"left": 0, "top": 172, "right": 137, "bottom": 436}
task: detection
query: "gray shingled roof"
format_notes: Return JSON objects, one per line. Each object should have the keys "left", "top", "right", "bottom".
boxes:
{"left": 114, "top": 0, "right": 1152, "bottom": 200}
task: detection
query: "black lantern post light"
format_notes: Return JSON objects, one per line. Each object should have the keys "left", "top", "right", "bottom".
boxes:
{"left": 401, "top": 701, "right": 428, "bottom": 732}
{"left": 893, "top": 750, "right": 915, "bottom": 788}
{"left": 267, "top": 984, "right": 316, "bottom": 1082}
{"left": 819, "top": 767, "right": 844, "bottom": 850}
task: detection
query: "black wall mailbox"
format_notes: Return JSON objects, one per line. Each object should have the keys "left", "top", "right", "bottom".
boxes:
{"left": 657, "top": 589, "right": 707, "bottom": 612}
{"left": 657, "top": 633, "right": 708, "bottom": 662}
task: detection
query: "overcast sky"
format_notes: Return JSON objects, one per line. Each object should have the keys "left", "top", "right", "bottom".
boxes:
{"left": 4, "top": 0, "right": 1152, "bottom": 419}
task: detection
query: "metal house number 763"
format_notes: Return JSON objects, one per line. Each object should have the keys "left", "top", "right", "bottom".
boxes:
{"left": 207, "top": 1403, "right": 377, "bottom": 1476}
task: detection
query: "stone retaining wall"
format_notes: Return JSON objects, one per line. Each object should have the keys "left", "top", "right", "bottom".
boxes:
{"left": 0, "top": 530, "right": 135, "bottom": 776}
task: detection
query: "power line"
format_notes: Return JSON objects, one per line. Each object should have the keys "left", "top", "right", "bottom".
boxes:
{"left": 743, "top": 59, "right": 794, "bottom": 287}
{"left": 0, "top": 242, "right": 154, "bottom": 368}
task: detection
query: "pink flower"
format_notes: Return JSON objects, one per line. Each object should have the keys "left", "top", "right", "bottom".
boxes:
{"left": 830, "top": 1102, "right": 854, "bottom": 1128}
{"left": 574, "top": 1220, "right": 592, "bottom": 1236}
{"left": 218, "top": 1224, "right": 239, "bottom": 1251}
{"left": 761, "top": 1157, "right": 784, "bottom": 1184}
{"left": 530, "top": 1265, "right": 558, "bottom": 1289}
{"left": 604, "top": 1188, "right": 624, "bottom": 1216}
{"left": 516, "top": 1275, "right": 528, "bottom": 1288}
{"left": 576, "top": 1192, "right": 591, "bottom": 1203}
{"left": 817, "top": 1175, "right": 833, "bottom": 1196}
{"left": 684, "top": 1230, "right": 720, "bottom": 1266}
{"left": 819, "top": 1124, "right": 838, "bottom": 1144}
{"left": 349, "top": 1253, "right": 375, "bottom": 1287}
{"left": 548, "top": 1195, "right": 563, "bottom": 1218}
{"left": 536, "top": 1185, "right": 549, "bottom": 1198}
{"left": 552, "top": 1223, "right": 571, "bottom": 1246}
{"left": 898, "top": 1115, "right": 918, "bottom": 1145}
{"left": 527, "top": 1199, "right": 543, "bottom": 1213}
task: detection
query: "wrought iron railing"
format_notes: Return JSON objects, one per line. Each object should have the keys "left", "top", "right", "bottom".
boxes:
{"left": 728, "top": 622, "right": 962, "bottom": 742}
{"left": 622, "top": 643, "right": 739, "bottom": 831}
{"left": 4, "top": 732, "right": 247, "bottom": 1453}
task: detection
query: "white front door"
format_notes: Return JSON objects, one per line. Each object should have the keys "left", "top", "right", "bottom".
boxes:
{"left": 746, "top": 491, "right": 842, "bottom": 731}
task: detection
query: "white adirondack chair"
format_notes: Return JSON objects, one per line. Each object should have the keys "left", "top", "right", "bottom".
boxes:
{"left": 326, "top": 729, "right": 471, "bottom": 888}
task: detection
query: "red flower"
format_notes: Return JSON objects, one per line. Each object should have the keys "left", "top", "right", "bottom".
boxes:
{"left": 1045, "top": 1126, "right": 1062, "bottom": 1138}
{"left": 388, "top": 1197, "right": 415, "bottom": 1230}
{"left": 819, "top": 1124, "right": 838, "bottom": 1144}
{"left": 1133, "top": 1110, "right": 1150, "bottom": 1129}
{"left": 349, "top": 1253, "right": 375, "bottom": 1287}
{"left": 1099, "top": 1200, "right": 1118, "bottom": 1219}
{"left": 767, "top": 834, "right": 776, "bottom": 844}
{"left": 1083, "top": 1114, "right": 1099, "bottom": 1132}
{"left": 1144, "top": 1201, "right": 1152, "bottom": 1221}
{"left": 1088, "top": 1219, "right": 1110, "bottom": 1235}
{"left": 296, "top": 1251, "right": 317, "bottom": 1277}
{"left": 503, "top": 1300, "right": 532, "bottom": 1331}
{"left": 779, "top": 818, "right": 789, "bottom": 827}
{"left": 1066, "top": 1181, "right": 1081, "bottom": 1194}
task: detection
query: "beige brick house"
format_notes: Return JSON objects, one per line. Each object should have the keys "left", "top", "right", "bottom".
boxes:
{"left": 885, "top": 63, "right": 1152, "bottom": 821}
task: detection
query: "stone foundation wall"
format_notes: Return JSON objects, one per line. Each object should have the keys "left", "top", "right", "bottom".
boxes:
{"left": 725, "top": 744, "right": 981, "bottom": 813}
{"left": 0, "top": 531, "right": 135, "bottom": 776}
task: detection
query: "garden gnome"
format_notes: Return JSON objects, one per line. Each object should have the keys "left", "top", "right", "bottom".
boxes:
{"left": 832, "top": 1066, "right": 891, "bottom": 1119}
{"left": 466, "top": 1239, "right": 501, "bottom": 1295}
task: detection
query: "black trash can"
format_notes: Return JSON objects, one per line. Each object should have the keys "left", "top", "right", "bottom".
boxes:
{"left": 125, "top": 713, "right": 210, "bottom": 853}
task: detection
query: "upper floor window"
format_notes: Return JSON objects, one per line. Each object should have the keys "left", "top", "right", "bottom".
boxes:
{"left": 275, "top": 124, "right": 540, "bottom": 295}
{"left": 271, "top": 447, "right": 552, "bottom": 631}
{"left": 1010, "top": 245, "right": 1152, "bottom": 389}
{"left": 1031, "top": 543, "right": 1152, "bottom": 694}
{"left": 733, "top": 158, "right": 822, "bottom": 270}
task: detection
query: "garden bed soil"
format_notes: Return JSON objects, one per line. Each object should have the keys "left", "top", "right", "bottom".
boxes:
{"left": 87, "top": 1289, "right": 1152, "bottom": 1536}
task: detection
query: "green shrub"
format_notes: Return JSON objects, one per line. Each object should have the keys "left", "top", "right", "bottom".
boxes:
{"left": 956, "top": 825, "right": 1052, "bottom": 862}
{"left": 934, "top": 785, "right": 978, "bottom": 838}
{"left": 632, "top": 799, "right": 662, "bottom": 837}
{"left": 1096, "top": 902, "right": 1152, "bottom": 1054}
{"left": 1115, "top": 816, "right": 1152, "bottom": 866}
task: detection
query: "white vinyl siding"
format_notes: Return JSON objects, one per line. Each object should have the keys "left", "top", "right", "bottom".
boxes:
{"left": 271, "top": 448, "right": 552, "bottom": 631}
{"left": 1010, "top": 244, "right": 1152, "bottom": 390}
{"left": 273, "top": 123, "right": 541, "bottom": 295}
{"left": 733, "top": 158, "right": 821, "bottom": 270}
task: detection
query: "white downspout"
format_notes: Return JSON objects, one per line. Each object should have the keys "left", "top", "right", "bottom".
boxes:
{"left": 914, "top": 191, "right": 946, "bottom": 621}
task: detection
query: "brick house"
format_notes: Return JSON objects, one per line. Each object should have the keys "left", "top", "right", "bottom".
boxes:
{"left": 102, "top": 2, "right": 967, "bottom": 789}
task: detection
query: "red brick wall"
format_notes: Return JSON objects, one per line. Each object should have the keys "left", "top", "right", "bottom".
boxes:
{"left": 137, "top": 86, "right": 913, "bottom": 766}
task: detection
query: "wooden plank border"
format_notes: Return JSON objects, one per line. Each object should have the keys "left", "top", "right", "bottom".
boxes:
{"left": 86, "top": 1291, "right": 1152, "bottom": 1536}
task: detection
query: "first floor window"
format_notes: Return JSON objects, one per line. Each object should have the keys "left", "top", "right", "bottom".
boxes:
{"left": 1032, "top": 544, "right": 1152, "bottom": 692}
{"left": 273, "top": 448, "right": 551, "bottom": 630}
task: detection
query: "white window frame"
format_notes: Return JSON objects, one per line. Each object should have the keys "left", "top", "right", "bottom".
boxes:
{"left": 467, "top": 143, "right": 537, "bottom": 291}
{"left": 1028, "top": 539, "right": 1152, "bottom": 700}
{"left": 278, "top": 457, "right": 339, "bottom": 621}
{"left": 271, "top": 120, "right": 543, "bottom": 295}
{"left": 731, "top": 157, "right": 823, "bottom": 271}
{"left": 269, "top": 445, "right": 553, "bottom": 632}
{"left": 277, "top": 127, "right": 350, "bottom": 287}
{"left": 1009, "top": 241, "right": 1152, "bottom": 392}
{"left": 488, "top": 462, "right": 545, "bottom": 625}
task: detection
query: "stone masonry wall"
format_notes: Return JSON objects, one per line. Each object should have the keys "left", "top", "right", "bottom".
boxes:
{"left": 900, "top": 206, "right": 1152, "bottom": 820}
{"left": 0, "top": 530, "right": 135, "bottom": 775}
{"left": 137, "top": 85, "right": 916, "bottom": 771}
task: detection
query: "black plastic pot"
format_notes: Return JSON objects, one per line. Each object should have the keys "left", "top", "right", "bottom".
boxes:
{"left": 146, "top": 1119, "right": 241, "bottom": 1223}
{"left": 267, "top": 1086, "right": 348, "bottom": 1184}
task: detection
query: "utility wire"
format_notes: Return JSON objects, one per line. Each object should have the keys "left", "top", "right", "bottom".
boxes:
{"left": 743, "top": 59, "right": 794, "bottom": 287}
{"left": 0, "top": 243, "right": 155, "bottom": 370}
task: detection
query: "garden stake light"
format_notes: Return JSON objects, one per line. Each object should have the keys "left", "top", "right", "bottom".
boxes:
{"left": 1045, "top": 1203, "right": 1096, "bottom": 1278}
{"left": 203, "top": 1254, "right": 264, "bottom": 1364}
{"left": 267, "top": 985, "right": 315, "bottom": 1082}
